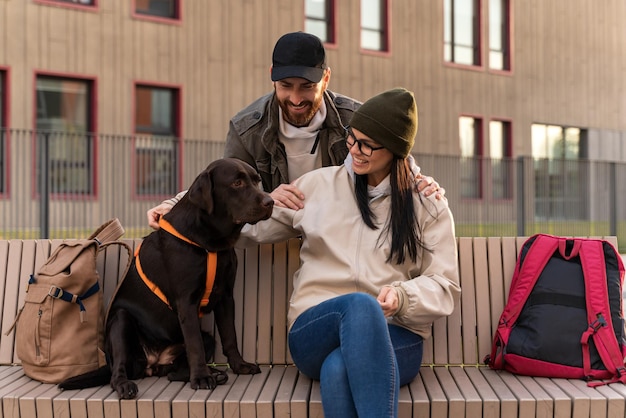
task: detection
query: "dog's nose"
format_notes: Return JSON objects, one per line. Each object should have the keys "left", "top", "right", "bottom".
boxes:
{"left": 262, "top": 195, "right": 274, "bottom": 209}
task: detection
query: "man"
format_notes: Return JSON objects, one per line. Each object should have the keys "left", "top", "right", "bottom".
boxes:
{"left": 147, "top": 32, "right": 442, "bottom": 228}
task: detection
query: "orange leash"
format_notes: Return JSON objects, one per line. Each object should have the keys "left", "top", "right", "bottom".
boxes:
{"left": 134, "top": 218, "right": 217, "bottom": 314}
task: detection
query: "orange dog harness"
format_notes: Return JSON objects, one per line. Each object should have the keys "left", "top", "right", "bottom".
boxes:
{"left": 135, "top": 218, "right": 217, "bottom": 314}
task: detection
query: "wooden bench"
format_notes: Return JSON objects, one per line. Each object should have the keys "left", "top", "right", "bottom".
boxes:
{"left": 0, "top": 236, "right": 624, "bottom": 418}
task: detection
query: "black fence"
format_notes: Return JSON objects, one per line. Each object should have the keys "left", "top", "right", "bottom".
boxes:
{"left": 1, "top": 129, "right": 624, "bottom": 249}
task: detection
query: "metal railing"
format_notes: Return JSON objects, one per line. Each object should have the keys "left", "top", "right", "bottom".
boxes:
{"left": 1, "top": 129, "right": 624, "bottom": 249}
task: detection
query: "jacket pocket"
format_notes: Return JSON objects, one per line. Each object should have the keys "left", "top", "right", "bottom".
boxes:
{"left": 15, "top": 285, "right": 53, "bottom": 366}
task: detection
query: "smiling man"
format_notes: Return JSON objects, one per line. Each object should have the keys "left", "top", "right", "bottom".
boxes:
{"left": 146, "top": 32, "right": 444, "bottom": 229}
{"left": 222, "top": 31, "right": 360, "bottom": 209}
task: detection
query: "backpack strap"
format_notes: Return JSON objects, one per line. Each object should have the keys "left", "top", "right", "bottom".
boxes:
{"left": 578, "top": 239, "right": 626, "bottom": 385}
{"left": 89, "top": 218, "right": 125, "bottom": 245}
{"left": 48, "top": 280, "right": 100, "bottom": 323}
{"left": 488, "top": 234, "right": 560, "bottom": 369}
{"left": 502, "top": 234, "right": 560, "bottom": 325}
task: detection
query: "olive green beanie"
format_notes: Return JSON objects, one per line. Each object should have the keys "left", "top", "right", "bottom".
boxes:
{"left": 349, "top": 87, "right": 418, "bottom": 158}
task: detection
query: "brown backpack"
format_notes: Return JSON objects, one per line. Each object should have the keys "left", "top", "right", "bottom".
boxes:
{"left": 8, "top": 219, "right": 131, "bottom": 383}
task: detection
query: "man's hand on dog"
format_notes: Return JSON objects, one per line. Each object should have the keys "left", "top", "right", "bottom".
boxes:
{"left": 147, "top": 203, "right": 172, "bottom": 229}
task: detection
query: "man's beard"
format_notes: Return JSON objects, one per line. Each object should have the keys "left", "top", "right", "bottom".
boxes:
{"left": 278, "top": 94, "right": 324, "bottom": 127}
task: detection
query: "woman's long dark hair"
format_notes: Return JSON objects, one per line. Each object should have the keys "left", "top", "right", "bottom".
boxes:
{"left": 354, "top": 158, "right": 429, "bottom": 264}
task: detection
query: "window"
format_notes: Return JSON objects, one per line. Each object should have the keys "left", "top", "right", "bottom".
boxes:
{"left": 444, "top": 0, "right": 481, "bottom": 66}
{"left": 134, "top": 84, "right": 180, "bottom": 196}
{"left": 489, "top": 0, "right": 511, "bottom": 70}
{"left": 0, "top": 70, "right": 5, "bottom": 194}
{"left": 361, "top": 0, "right": 388, "bottom": 51}
{"left": 532, "top": 124, "right": 588, "bottom": 220}
{"left": 0, "top": 70, "right": 4, "bottom": 127}
{"left": 36, "top": 0, "right": 96, "bottom": 6}
{"left": 460, "top": 116, "right": 483, "bottom": 199}
{"left": 305, "top": 0, "right": 335, "bottom": 44}
{"left": 36, "top": 76, "right": 94, "bottom": 195}
{"left": 489, "top": 120, "right": 512, "bottom": 199}
{"left": 135, "top": 0, "right": 179, "bottom": 19}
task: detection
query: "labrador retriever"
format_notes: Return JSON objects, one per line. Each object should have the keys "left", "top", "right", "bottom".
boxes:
{"left": 59, "top": 158, "right": 274, "bottom": 399}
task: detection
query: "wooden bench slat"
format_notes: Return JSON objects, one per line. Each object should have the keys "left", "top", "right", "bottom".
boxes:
{"left": 18, "top": 383, "right": 56, "bottom": 418}
{"left": 309, "top": 381, "right": 323, "bottom": 418}
{"left": 474, "top": 369, "right": 517, "bottom": 418}
{"left": 240, "top": 366, "right": 272, "bottom": 417}
{"left": 290, "top": 372, "right": 312, "bottom": 418}
{"left": 473, "top": 237, "right": 495, "bottom": 364}
{"left": 186, "top": 383, "right": 215, "bottom": 418}
{"left": 52, "top": 387, "right": 81, "bottom": 418}
{"left": 85, "top": 385, "right": 115, "bottom": 418}
{"left": 223, "top": 373, "right": 254, "bottom": 417}
{"left": 463, "top": 367, "right": 500, "bottom": 418}
{"left": 2, "top": 377, "right": 42, "bottom": 418}
{"left": 594, "top": 384, "right": 626, "bottom": 418}
{"left": 408, "top": 373, "right": 430, "bottom": 418}
{"left": 521, "top": 375, "right": 563, "bottom": 418}
{"left": 549, "top": 378, "right": 596, "bottom": 418}
{"left": 458, "top": 237, "right": 479, "bottom": 364}
{"left": 568, "top": 378, "right": 610, "bottom": 418}
{"left": 68, "top": 387, "right": 107, "bottom": 418}
{"left": 241, "top": 247, "right": 260, "bottom": 365}
{"left": 257, "top": 245, "right": 274, "bottom": 364}
{"left": 448, "top": 366, "right": 484, "bottom": 417}
{"left": 0, "top": 241, "right": 24, "bottom": 364}
{"left": 169, "top": 383, "right": 197, "bottom": 418}
{"left": 35, "top": 385, "right": 65, "bottom": 418}
{"left": 152, "top": 380, "right": 186, "bottom": 418}
{"left": 418, "top": 367, "right": 448, "bottom": 418}
{"left": 270, "top": 242, "right": 289, "bottom": 365}
{"left": 273, "top": 366, "right": 299, "bottom": 418}
{"left": 255, "top": 366, "right": 287, "bottom": 418}
{"left": 433, "top": 366, "right": 473, "bottom": 417}
{"left": 398, "top": 384, "right": 413, "bottom": 417}
{"left": 118, "top": 376, "right": 160, "bottom": 418}
{"left": 497, "top": 372, "right": 539, "bottom": 418}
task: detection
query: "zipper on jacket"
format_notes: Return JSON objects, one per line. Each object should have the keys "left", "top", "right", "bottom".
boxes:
{"left": 354, "top": 222, "right": 365, "bottom": 288}
{"left": 35, "top": 308, "right": 42, "bottom": 358}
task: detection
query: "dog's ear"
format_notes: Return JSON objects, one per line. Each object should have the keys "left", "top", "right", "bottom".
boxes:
{"left": 188, "top": 169, "right": 214, "bottom": 214}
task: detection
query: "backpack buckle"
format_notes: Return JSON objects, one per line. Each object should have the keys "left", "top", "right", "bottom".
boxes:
{"left": 589, "top": 314, "right": 607, "bottom": 332}
{"left": 48, "top": 286, "right": 64, "bottom": 299}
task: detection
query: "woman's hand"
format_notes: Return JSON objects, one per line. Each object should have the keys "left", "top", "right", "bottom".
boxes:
{"left": 377, "top": 286, "right": 399, "bottom": 317}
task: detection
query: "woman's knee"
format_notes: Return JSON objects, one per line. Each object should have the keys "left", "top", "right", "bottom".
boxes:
{"left": 342, "top": 293, "right": 383, "bottom": 317}
{"left": 321, "top": 348, "right": 348, "bottom": 385}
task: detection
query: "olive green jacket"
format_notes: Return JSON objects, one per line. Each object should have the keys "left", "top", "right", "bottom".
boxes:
{"left": 224, "top": 90, "right": 361, "bottom": 192}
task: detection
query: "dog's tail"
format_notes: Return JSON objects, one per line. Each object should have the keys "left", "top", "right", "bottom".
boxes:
{"left": 58, "top": 365, "right": 112, "bottom": 390}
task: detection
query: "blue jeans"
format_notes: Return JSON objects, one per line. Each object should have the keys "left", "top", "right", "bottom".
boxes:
{"left": 288, "top": 293, "right": 424, "bottom": 418}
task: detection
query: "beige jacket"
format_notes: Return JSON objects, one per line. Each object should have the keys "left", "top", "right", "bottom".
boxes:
{"left": 238, "top": 164, "right": 461, "bottom": 339}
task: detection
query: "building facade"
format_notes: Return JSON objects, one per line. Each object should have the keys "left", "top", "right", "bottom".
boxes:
{"left": 0, "top": 0, "right": 625, "bottom": 238}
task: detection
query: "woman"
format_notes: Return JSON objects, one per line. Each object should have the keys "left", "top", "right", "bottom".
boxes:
{"left": 238, "top": 88, "right": 460, "bottom": 418}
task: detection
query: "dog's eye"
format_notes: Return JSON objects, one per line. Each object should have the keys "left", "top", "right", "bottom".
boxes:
{"left": 232, "top": 179, "right": 244, "bottom": 188}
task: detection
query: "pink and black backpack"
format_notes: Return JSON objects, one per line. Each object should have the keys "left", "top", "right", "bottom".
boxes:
{"left": 486, "top": 234, "right": 626, "bottom": 386}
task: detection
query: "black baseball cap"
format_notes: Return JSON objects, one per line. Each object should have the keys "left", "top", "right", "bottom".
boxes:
{"left": 271, "top": 32, "right": 327, "bottom": 83}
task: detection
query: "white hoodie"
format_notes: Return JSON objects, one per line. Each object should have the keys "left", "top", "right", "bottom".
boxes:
{"left": 238, "top": 157, "right": 460, "bottom": 339}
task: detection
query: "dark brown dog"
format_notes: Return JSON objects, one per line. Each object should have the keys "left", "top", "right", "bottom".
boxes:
{"left": 59, "top": 158, "right": 273, "bottom": 399}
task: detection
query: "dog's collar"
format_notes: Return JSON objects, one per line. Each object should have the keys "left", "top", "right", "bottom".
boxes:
{"left": 136, "top": 219, "right": 217, "bottom": 314}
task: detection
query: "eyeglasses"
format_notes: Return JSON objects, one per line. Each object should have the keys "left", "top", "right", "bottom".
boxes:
{"left": 344, "top": 126, "right": 385, "bottom": 157}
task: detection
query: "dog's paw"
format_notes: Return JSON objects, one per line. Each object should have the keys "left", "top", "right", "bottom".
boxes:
{"left": 113, "top": 380, "right": 139, "bottom": 399}
{"left": 230, "top": 361, "right": 261, "bottom": 375}
{"left": 190, "top": 375, "right": 216, "bottom": 390}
